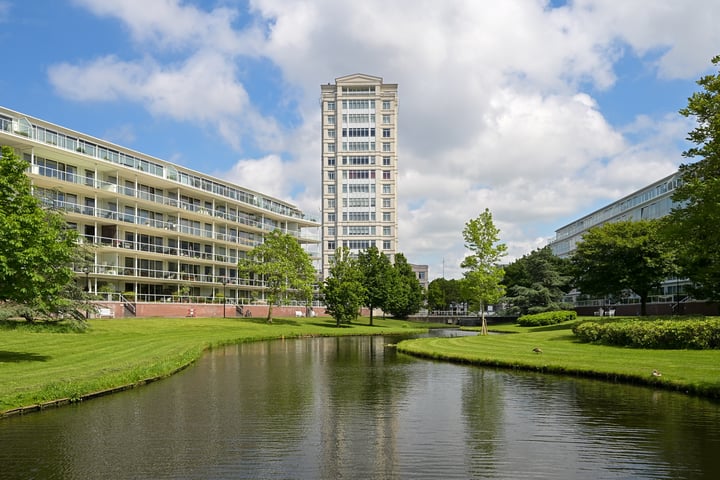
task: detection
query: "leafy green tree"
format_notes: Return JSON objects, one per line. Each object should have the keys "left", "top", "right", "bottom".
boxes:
{"left": 461, "top": 209, "right": 507, "bottom": 334}
{"left": 238, "top": 229, "right": 315, "bottom": 323}
{"left": 665, "top": 54, "right": 720, "bottom": 301}
{"left": 426, "top": 278, "right": 468, "bottom": 311}
{"left": 502, "top": 246, "right": 572, "bottom": 315}
{"left": 356, "top": 245, "right": 392, "bottom": 326}
{"left": 384, "top": 253, "right": 423, "bottom": 319}
{"left": 571, "top": 220, "right": 676, "bottom": 316}
{"left": 0, "top": 145, "right": 80, "bottom": 321}
{"left": 321, "top": 247, "right": 366, "bottom": 327}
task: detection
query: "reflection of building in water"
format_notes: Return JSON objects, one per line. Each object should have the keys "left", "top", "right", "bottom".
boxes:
{"left": 0, "top": 106, "right": 318, "bottom": 307}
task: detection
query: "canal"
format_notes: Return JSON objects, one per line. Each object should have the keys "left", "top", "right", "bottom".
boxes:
{"left": 1, "top": 334, "right": 719, "bottom": 479}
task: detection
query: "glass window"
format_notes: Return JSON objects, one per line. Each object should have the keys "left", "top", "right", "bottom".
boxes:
{"left": 383, "top": 142, "right": 391, "bottom": 152}
{"left": 383, "top": 129, "right": 391, "bottom": 138}
{"left": 327, "top": 101, "right": 335, "bottom": 111}
{"left": 382, "top": 100, "right": 391, "bottom": 109}
{"left": 383, "top": 184, "right": 391, "bottom": 194}
{"left": 383, "top": 212, "right": 391, "bottom": 221}
{"left": 383, "top": 240, "right": 391, "bottom": 249}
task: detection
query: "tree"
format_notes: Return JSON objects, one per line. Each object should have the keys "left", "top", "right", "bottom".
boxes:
{"left": 665, "top": 54, "right": 720, "bottom": 301}
{"left": 571, "top": 220, "right": 676, "bottom": 316}
{"left": 237, "top": 229, "right": 315, "bottom": 323}
{"left": 426, "top": 278, "right": 468, "bottom": 312}
{"left": 0, "top": 145, "right": 80, "bottom": 321}
{"left": 384, "top": 253, "right": 424, "bottom": 319}
{"left": 460, "top": 209, "right": 507, "bottom": 334}
{"left": 321, "top": 247, "right": 366, "bottom": 327}
{"left": 502, "top": 246, "right": 572, "bottom": 315}
{"left": 356, "top": 245, "right": 392, "bottom": 326}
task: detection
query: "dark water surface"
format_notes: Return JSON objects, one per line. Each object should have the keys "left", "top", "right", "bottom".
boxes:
{"left": 1, "top": 334, "right": 719, "bottom": 479}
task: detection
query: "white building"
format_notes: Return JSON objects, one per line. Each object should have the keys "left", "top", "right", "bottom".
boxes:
{"left": 549, "top": 172, "right": 681, "bottom": 258}
{"left": 320, "top": 74, "right": 399, "bottom": 278}
{"left": 0, "top": 106, "right": 319, "bottom": 312}
{"left": 548, "top": 171, "right": 694, "bottom": 313}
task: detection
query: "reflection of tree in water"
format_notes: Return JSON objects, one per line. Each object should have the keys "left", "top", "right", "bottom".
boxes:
{"left": 568, "top": 378, "right": 720, "bottom": 478}
{"left": 461, "top": 369, "right": 505, "bottom": 479}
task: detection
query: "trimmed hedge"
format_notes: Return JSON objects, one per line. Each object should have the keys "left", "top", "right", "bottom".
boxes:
{"left": 572, "top": 318, "right": 720, "bottom": 349}
{"left": 517, "top": 310, "right": 577, "bottom": 327}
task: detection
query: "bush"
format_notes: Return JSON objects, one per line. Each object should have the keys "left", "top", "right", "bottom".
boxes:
{"left": 517, "top": 310, "right": 577, "bottom": 327}
{"left": 572, "top": 317, "right": 720, "bottom": 349}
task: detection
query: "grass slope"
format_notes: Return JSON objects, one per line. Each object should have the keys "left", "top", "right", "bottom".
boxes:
{"left": 0, "top": 316, "right": 439, "bottom": 415}
{"left": 396, "top": 319, "right": 720, "bottom": 399}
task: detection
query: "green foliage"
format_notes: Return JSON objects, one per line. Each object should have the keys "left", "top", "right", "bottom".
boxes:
{"left": 572, "top": 318, "right": 720, "bottom": 349}
{"left": 665, "top": 54, "right": 720, "bottom": 301}
{"left": 502, "top": 246, "right": 572, "bottom": 315}
{"left": 516, "top": 310, "right": 577, "bottom": 327}
{"left": 427, "top": 278, "right": 468, "bottom": 311}
{"left": 384, "top": 253, "right": 424, "bottom": 319}
{"left": 321, "top": 247, "right": 366, "bottom": 326}
{"left": 571, "top": 219, "right": 676, "bottom": 316}
{"left": 0, "top": 145, "right": 81, "bottom": 321}
{"left": 356, "top": 245, "right": 393, "bottom": 325}
{"left": 238, "top": 229, "right": 315, "bottom": 323}
{"left": 461, "top": 209, "right": 507, "bottom": 334}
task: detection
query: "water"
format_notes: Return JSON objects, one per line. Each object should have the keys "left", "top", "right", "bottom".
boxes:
{"left": 1, "top": 335, "right": 719, "bottom": 479}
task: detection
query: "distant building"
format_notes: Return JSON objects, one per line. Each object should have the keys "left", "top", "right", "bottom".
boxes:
{"left": 320, "top": 74, "right": 399, "bottom": 278}
{"left": 411, "top": 264, "right": 429, "bottom": 291}
{"left": 548, "top": 171, "right": 681, "bottom": 258}
{"left": 0, "top": 106, "right": 319, "bottom": 314}
{"left": 547, "top": 171, "right": 707, "bottom": 315}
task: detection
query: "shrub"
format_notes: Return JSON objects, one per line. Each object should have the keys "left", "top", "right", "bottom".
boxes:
{"left": 572, "top": 317, "right": 720, "bottom": 349}
{"left": 517, "top": 310, "right": 577, "bottom": 327}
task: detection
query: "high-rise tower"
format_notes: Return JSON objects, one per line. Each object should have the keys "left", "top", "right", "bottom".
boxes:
{"left": 320, "top": 74, "right": 398, "bottom": 278}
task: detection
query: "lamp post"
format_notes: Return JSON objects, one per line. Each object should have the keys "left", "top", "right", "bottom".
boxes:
{"left": 222, "top": 277, "right": 228, "bottom": 318}
{"left": 82, "top": 266, "right": 90, "bottom": 291}
{"left": 82, "top": 266, "right": 90, "bottom": 318}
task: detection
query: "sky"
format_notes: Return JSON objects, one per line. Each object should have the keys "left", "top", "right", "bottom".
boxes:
{"left": 1, "top": 0, "right": 718, "bottom": 280}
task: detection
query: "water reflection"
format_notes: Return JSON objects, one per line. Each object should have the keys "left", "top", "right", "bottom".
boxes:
{"left": 0, "top": 335, "right": 719, "bottom": 479}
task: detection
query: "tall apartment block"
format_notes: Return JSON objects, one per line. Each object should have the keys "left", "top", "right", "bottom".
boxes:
{"left": 320, "top": 74, "right": 398, "bottom": 278}
{"left": 0, "top": 106, "right": 318, "bottom": 310}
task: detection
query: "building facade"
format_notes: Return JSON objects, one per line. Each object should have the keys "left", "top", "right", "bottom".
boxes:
{"left": 0, "top": 106, "right": 318, "bottom": 311}
{"left": 410, "top": 264, "right": 429, "bottom": 291}
{"left": 548, "top": 172, "right": 681, "bottom": 258}
{"left": 547, "top": 171, "right": 698, "bottom": 314}
{"left": 320, "top": 74, "right": 398, "bottom": 278}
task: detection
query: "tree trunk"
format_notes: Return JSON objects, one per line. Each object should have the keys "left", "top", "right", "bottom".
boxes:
{"left": 266, "top": 304, "right": 273, "bottom": 323}
{"left": 369, "top": 304, "right": 374, "bottom": 326}
{"left": 480, "top": 300, "right": 488, "bottom": 335}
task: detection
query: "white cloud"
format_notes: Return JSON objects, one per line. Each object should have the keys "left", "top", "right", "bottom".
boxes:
{"left": 52, "top": 0, "right": 719, "bottom": 280}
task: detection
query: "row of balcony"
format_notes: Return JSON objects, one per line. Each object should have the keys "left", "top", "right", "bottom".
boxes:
{"left": 75, "top": 264, "right": 261, "bottom": 288}
{"left": 0, "top": 117, "right": 310, "bottom": 220}
{"left": 32, "top": 165, "right": 291, "bottom": 232}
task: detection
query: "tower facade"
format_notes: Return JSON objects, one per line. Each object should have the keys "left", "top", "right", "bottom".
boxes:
{"left": 320, "top": 74, "right": 398, "bottom": 278}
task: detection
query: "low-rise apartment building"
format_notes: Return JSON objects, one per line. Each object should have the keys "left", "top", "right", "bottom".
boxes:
{"left": 0, "top": 106, "right": 318, "bottom": 315}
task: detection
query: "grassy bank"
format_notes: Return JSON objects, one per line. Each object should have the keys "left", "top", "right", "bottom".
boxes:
{"left": 396, "top": 319, "right": 720, "bottom": 399}
{"left": 0, "top": 316, "right": 440, "bottom": 415}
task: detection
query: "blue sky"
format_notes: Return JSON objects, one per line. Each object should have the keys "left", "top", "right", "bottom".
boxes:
{"left": 1, "top": 0, "right": 719, "bottom": 279}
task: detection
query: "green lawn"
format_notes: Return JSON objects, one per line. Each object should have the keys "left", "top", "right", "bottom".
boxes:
{"left": 396, "top": 318, "right": 720, "bottom": 399}
{"left": 0, "top": 316, "right": 441, "bottom": 415}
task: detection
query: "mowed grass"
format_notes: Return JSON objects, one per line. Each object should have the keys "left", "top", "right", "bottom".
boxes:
{"left": 396, "top": 318, "right": 720, "bottom": 398}
{"left": 0, "top": 316, "right": 440, "bottom": 414}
